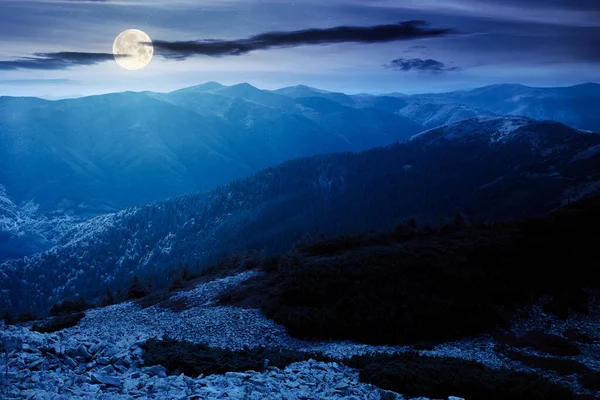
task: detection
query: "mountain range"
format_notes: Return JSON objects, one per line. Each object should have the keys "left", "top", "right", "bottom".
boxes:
{"left": 2, "top": 115, "right": 599, "bottom": 313}
{"left": 2, "top": 81, "right": 600, "bottom": 311}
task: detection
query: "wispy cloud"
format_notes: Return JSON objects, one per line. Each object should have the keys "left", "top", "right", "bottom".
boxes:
{"left": 0, "top": 79, "right": 78, "bottom": 85}
{"left": 385, "top": 58, "right": 459, "bottom": 72}
{"left": 149, "top": 20, "right": 457, "bottom": 59}
{"left": 0, "top": 52, "right": 124, "bottom": 71}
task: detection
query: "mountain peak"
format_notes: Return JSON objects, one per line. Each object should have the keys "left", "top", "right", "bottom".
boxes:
{"left": 171, "top": 81, "right": 226, "bottom": 93}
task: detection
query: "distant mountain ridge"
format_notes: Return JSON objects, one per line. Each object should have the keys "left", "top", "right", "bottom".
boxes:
{"left": 1, "top": 81, "right": 599, "bottom": 261}
{"left": 2, "top": 116, "right": 599, "bottom": 313}
{"left": 401, "top": 82, "right": 600, "bottom": 132}
{"left": 271, "top": 82, "right": 600, "bottom": 132}
{"left": 0, "top": 83, "right": 424, "bottom": 259}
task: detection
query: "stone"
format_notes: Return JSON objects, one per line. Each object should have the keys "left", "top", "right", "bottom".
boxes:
{"left": 147, "top": 365, "right": 168, "bottom": 378}
{"left": 114, "top": 364, "right": 128, "bottom": 374}
{"left": 30, "top": 373, "right": 41, "bottom": 383}
{"left": 96, "top": 357, "right": 110, "bottom": 366}
{"left": 103, "top": 347, "right": 119, "bottom": 359}
{"left": 64, "top": 355, "right": 78, "bottom": 368}
{"left": 28, "top": 359, "right": 44, "bottom": 370}
{"left": 88, "top": 342, "right": 103, "bottom": 354}
{"left": 100, "top": 364, "right": 116, "bottom": 375}
{"left": 91, "top": 374, "right": 121, "bottom": 388}
{"left": 74, "top": 364, "right": 87, "bottom": 375}
{"left": 70, "top": 345, "right": 92, "bottom": 360}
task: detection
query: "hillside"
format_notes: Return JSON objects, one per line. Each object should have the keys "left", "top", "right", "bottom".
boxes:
{"left": 407, "top": 83, "right": 600, "bottom": 132}
{"left": 2, "top": 194, "right": 599, "bottom": 400}
{"left": 0, "top": 84, "right": 423, "bottom": 259}
{"left": 2, "top": 116, "right": 599, "bottom": 314}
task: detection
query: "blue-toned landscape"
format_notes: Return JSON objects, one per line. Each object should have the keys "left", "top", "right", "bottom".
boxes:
{"left": 1, "top": 1, "right": 600, "bottom": 399}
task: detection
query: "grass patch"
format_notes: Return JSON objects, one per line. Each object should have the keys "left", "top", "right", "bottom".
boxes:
{"left": 141, "top": 337, "right": 330, "bottom": 377}
{"left": 498, "top": 331, "right": 580, "bottom": 357}
{"left": 347, "top": 352, "right": 577, "bottom": 400}
{"left": 159, "top": 296, "right": 190, "bottom": 313}
{"left": 141, "top": 339, "right": 579, "bottom": 400}
{"left": 31, "top": 312, "right": 85, "bottom": 333}
{"left": 506, "top": 351, "right": 589, "bottom": 375}
{"left": 219, "top": 195, "right": 600, "bottom": 346}
{"left": 49, "top": 298, "right": 93, "bottom": 317}
{"left": 135, "top": 291, "right": 171, "bottom": 309}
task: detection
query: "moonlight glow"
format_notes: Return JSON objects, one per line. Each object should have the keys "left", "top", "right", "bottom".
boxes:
{"left": 113, "top": 29, "right": 153, "bottom": 71}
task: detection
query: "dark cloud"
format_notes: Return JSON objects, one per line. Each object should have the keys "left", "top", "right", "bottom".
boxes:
{"left": 386, "top": 58, "right": 459, "bottom": 73}
{"left": 149, "top": 20, "right": 457, "bottom": 59}
{"left": 0, "top": 52, "right": 123, "bottom": 71}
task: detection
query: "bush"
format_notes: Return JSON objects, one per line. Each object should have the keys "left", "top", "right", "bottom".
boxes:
{"left": 563, "top": 328, "right": 595, "bottom": 344}
{"left": 49, "top": 297, "right": 92, "bottom": 317}
{"left": 127, "top": 275, "right": 150, "bottom": 299}
{"left": 16, "top": 310, "right": 41, "bottom": 323}
{"left": 220, "top": 198, "right": 600, "bottom": 346}
{"left": 135, "top": 291, "right": 170, "bottom": 309}
{"left": 581, "top": 371, "right": 600, "bottom": 391}
{"left": 160, "top": 297, "right": 189, "bottom": 313}
{"left": 507, "top": 351, "right": 589, "bottom": 375}
{"left": 141, "top": 337, "right": 329, "bottom": 377}
{"left": 32, "top": 312, "right": 85, "bottom": 333}
{"left": 100, "top": 290, "right": 115, "bottom": 307}
{"left": 499, "top": 331, "right": 581, "bottom": 357}
{"left": 347, "top": 352, "right": 577, "bottom": 400}
{"left": 1, "top": 310, "right": 15, "bottom": 325}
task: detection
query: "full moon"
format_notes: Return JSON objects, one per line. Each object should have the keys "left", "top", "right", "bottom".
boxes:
{"left": 113, "top": 29, "right": 153, "bottom": 71}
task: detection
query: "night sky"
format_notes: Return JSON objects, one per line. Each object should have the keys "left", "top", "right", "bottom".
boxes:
{"left": 1, "top": 0, "right": 599, "bottom": 98}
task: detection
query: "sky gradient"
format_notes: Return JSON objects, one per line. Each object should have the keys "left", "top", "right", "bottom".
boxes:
{"left": 1, "top": 0, "right": 599, "bottom": 98}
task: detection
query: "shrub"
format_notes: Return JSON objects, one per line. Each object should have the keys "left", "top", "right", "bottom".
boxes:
{"left": 160, "top": 297, "right": 189, "bottom": 313}
{"left": 141, "top": 338, "right": 330, "bottom": 377}
{"left": 563, "top": 328, "right": 595, "bottom": 344}
{"left": 347, "top": 352, "right": 577, "bottom": 400}
{"left": 135, "top": 291, "right": 170, "bottom": 309}
{"left": 221, "top": 198, "right": 600, "bottom": 346}
{"left": 0, "top": 310, "right": 15, "bottom": 325}
{"left": 49, "top": 297, "right": 92, "bottom": 317}
{"left": 507, "top": 351, "right": 589, "bottom": 375}
{"left": 581, "top": 370, "right": 600, "bottom": 391}
{"left": 100, "top": 290, "right": 115, "bottom": 307}
{"left": 16, "top": 310, "right": 41, "bottom": 323}
{"left": 543, "top": 299, "right": 570, "bottom": 320}
{"left": 128, "top": 275, "right": 150, "bottom": 299}
{"left": 499, "top": 331, "right": 581, "bottom": 357}
{"left": 32, "top": 312, "right": 85, "bottom": 333}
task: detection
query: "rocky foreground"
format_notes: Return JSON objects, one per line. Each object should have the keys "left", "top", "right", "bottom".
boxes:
{"left": 1, "top": 270, "right": 598, "bottom": 399}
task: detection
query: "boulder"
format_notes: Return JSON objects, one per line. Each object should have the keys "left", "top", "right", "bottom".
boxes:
{"left": 96, "top": 357, "right": 110, "bottom": 366}
{"left": 74, "top": 364, "right": 87, "bottom": 375}
{"left": 147, "top": 365, "right": 168, "bottom": 378}
{"left": 28, "top": 359, "right": 44, "bottom": 370}
{"left": 91, "top": 374, "right": 121, "bottom": 388}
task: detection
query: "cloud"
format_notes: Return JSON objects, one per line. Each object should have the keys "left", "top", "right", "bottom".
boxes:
{"left": 149, "top": 20, "right": 457, "bottom": 59}
{"left": 0, "top": 79, "right": 78, "bottom": 85}
{"left": 386, "top": 58, "right": 459, "bottom": 72}
{"left": 0, "top": 52, "right": 123, "bottom": 70}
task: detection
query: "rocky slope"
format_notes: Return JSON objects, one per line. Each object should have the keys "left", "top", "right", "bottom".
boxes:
{"left": 2, "top": 269, "right": 597, "bottom": 399}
